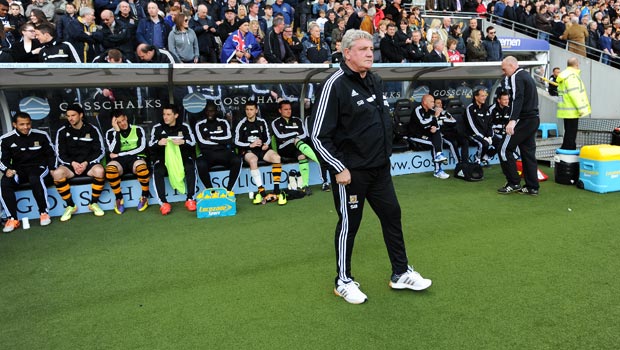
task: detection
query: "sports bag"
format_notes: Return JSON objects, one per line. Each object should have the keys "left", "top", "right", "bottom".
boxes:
{"left": 454, "top": 162, "right": 484, "bottom": 181}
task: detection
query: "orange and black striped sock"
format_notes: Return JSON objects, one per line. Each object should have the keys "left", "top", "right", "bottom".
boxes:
{"left": 135, "top": 163, "right": 151, "bottom": 197}
{"left": 258, "top": 185, "right": 265, "bottom": 195}
{"left": 54, "top": 177, "right": 74, "bottom": 207}
{"left": 272, "top": 163, "right": 282, "bottom": 193}
{"left": 105, "top": 165, "right": 122, "bottom": 199}
{"left": 91, "top": 177, "right": 105, "bottom": 204}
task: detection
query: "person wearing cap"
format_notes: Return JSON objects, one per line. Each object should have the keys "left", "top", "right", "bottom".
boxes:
{"left": 53, "top": 104, "right": 107, "bottom": 221}
{"left": 217, "top": 7, "right": 239, "bottom": 43}
{"left": 104, "top": 110, "right": 151, "bottom": 214}
{"left": 220, "top": 17, "right": 262, "bottom": 63}
{"left": 0, "top": 112, "right": 57, "bottom": 232}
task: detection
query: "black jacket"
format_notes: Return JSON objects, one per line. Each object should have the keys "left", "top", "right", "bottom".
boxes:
{"left": 195, "top": 117, "right": 233, "bottom": 152}
{"left": 149, "top": 121, "right": 196, "bottom": 161}
{"left": 38, "top": 39, "right": 81, "bottom": 62}
{"left": 465, "top": 102, "right": 492, "bottom": 138}
{"left": 380, "top": 34, "right": 404, "bottom": 63}
{"left": 234, "top": 117, "right": 271, "bottom": 152}
{"left": 55, "top": 123, "right": 105, "bottom": 166}
{"left": 310, "top": 62, "right": 392, "bottom": 173}
{"left": 271, "top": 116, "right": 307, "bottom": 150}
{"left": 263, "top": 28, "right": 294, "bottom": 63}
{"left": 408, "top": 105, "right": 439, "bottom": 137}
{"left": 507, "top": 68, "right": 539, "bottom": 120}
{"left": 0, "top": 129, "right": 56, "bottom": 173}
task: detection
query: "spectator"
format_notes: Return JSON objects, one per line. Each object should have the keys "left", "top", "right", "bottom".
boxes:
{"left": 380, "top": 23, "right": 404, "bottom": 62}
{"left": 66, "top": 6, "right": 100, "bottom": 63}
{"left": 28, "top": 8, "right": 50, "bottom": 26}
{"left": 462, "top": 17, "right": 479, "bottom": 43}
{"left": 220, "top": 0, "right": 238, "bottom": 20}
{"left": 426, "top": 18, "right": 442, "bottom": 43}
{"left": 384, "top": 0, "right": 402, "bottom": 25}
{"left": 115, "top": 1, "right": 139, "bottom": 27}
{"left": 551, "top": 13, "right": 568, "bottom": 47}
{"left": 94, "top": 0, "right": 120, "bottom": 24}
{"left": 396, "top": 18, "right": 410, "bottom": 46}
{"left": 373, "top": 1, "right": 385, "bottom": 29}
{"left": 425, "top": 37, "right": 447, "bottom": 62}
{"left": 330, "top": 16, "right": 345, "bottom": 50}
{"left": 482, "top": 26, "right": 502, "bottom": 61}
{"left": 560, "top": 16, "right": 588, "bottom": 56}
{"left": 56, "top": 1, "right": 77, "bottom": 42}
{"left": 475, "top": 0, "right": 486, "bottom": 15}
{"left": 249, "top": 18, "right": 265, "bottom": 46}
{"left": 94, "top": 9, "right": 136, "bottom": 62}
{"left": 407, "top": 29, "right": 428, "bottom": 63}
{"left": 136, "top": 1, "right": 172, "bottom": 49}
{"left": 135, "top": 42, "right": 179, "bottom": 63}
{"left": 163, "top": 5, "right": 180, "bottom": 29}
{"left": 300, "top": 22, "right": 330, "bottom": 63}
{"left": 407, "top": 7, "right": 425, "bottom": 36}
{"left": 282, "top": 24, "right": 301, "bottom": 61}
{"left": 237, "top": 4, "right": 247, "bottom": 21}
{"left": 331, "top": 38, "right": 343, "bottom": 62}
{"left": 247, "top": 2, "right": 266, "bottom": 34}
{"left": 8, "top": 2, "right": 27, "bottom": 42}
{"left": 323, "top": 10, "right": 337, "bottom": 44}
{"left": 586, "top": 21, "right": 600, "bottom": 59}
{"left": 312, "top": 0, "right": 328, "bottom": 18}
{"left": 494, "top": 0, "right": 506, "bottom": 25}
{"left": 360, "top": 7, "right": 374, "bottom": 34}
{"left": 263, "top": 16, "right": 294, "bottom": 63}
{"left": 372, "top": 18, "right": 388, "bottom": 62}
{"left": 599, "top": 24, "right": 616, "bottom": 64}
{"left": 535, "top": 4, "right": 553, "bottom": 40}
{"left": 503, "top": 0, "right": 517, "bottom": 24}
{"left": 446, "top": 38, "right": 463, "bottom": 62}
{"left": 168, "top": 12, "right": 199, "bottom": 63}
{"left": 611, "top": 29, "right": 620, "bottom": 68}
{"left": 217, "top": 8, "right": 238, "bottom": 43}
{"left": 262, "top": 4, "right": 273, "bottom": 31}
{"left": 190, "top": 3, "right": 219, "bottom": 63}
{"left": 10, "top": 23, "right": 41, "bottom": 62}
{"left": 519, "top": 2, "right": 536, "bottom": 36}
{"left": 466, "top": 29, "right": 487, "bottom": 62}
{"left": 149, "top": 104, "right": 198, "bottom": 215}
{"left": 220, "top": 18, "right": 262, "bottom": 63}
{"left": 25, "top": 0, "right": 54, "bottom": 21}
{"left": 271, "top": 0, "right": 293, "bottom": 25}
{"left": 449, "top": 23, "right": 466, "bottom": 56}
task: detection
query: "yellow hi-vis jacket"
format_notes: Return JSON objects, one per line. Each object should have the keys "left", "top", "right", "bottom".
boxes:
{"left": 556, "top": 67, "right": 591, "bottom": 119}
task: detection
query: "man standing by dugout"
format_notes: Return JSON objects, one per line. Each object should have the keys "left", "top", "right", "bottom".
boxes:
{"left": 310, "top": 29, "right": 432, "bottom": 305}
{"left": 498, "top": 56, "right": 541, "bottom": 196}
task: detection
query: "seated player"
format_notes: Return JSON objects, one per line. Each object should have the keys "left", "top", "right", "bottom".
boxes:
{"left": 53, "top": 104, "right": 106, "bottom": 221}
{"left": 104, "top": 109, "right": 150, "bottom": 214}
{"left": 271, "top": 100, "right": 325, "bottom": 194}
{"left": 149, "top": 104, "right": 197, "bottom": 215}
{"left": 195, "top": 102, "right": 243, "bottom": 192}
{"left": 0, "top": 112, "right": 56, "bottom": 232}
{"left": 234, "top": 101, "right": 286, "bottom": 205}
{"left": 408, "top": 94, "right": 450, "bottom": 179}
{"left": 489, "top": 90, "right": 511, "bottom": 151}
{"left": 465, "top": 89, "right": 494, "bottom": 166}
{"left": 435, "top": 97, "right": 470, "bottom": 163}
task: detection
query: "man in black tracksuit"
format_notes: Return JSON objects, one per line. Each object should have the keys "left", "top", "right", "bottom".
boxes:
{"left": 0, "top": 112, "right": 57, "bottom": 232}
{"left": 310, "top": 30, "right": 431, "bottom": 305}
{"left": 465, "top": 89, "right": 494, "bottom": 166}
{"left": 194, "top": 102, "right": 242, "bottom": 192}
{"left": 488, "top": 91, "right": 512, "bottom": 152}
{"left": 149, "top": 104, "right": 197, "bottom": 215}
{"left": 499, "top": 56, "right": 540, "bottom": 195}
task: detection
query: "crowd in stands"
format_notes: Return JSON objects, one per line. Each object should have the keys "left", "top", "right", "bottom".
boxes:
{"left": 1, "top": 0, "right": 618, "bottom": 65}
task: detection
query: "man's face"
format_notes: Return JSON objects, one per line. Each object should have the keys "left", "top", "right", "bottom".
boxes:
{"left": 552, "top": 68, "right": 560, "bottom": 77}
{"left": 119, "top": 2, "right": 131, "bottom": 15}
{"left": 499, "top": 95, "right": 510, "bottom": 107}
{"left": 0, "top": 4, "right": 9, "bottom": 17}
{"left": 205, "top": 107, "right": 218, "bottom": 120}
{"left": 82, "top": 12, "right": 96, "bottom": 25}
{"left": 66, "top": 110, "right": 83, "bottom": 128}
{"left": 470, "top": 19, "right": 477, "bottom": 29}
{"left": 265, "top": 7, "right": 272, "bottom": 16}
{"left": 10, "top": 5, "right": 20, "bottom": 17}
{"left": 475, "top": 91, "right": 488, "bottom": 105}
{"left": 35, "top": 30, "right": 52, "bottom": 44}
{"left": 101, "top": 12, "right": 114, "bottom": 27}
{"left": 283, "top": 26, "right": 293, "bottom": 37}
{"left": 147, "top": 3, "right": 159, "bottom": 17}
{"left": 279, "top": 103, "right": 292, "bottom": 119}
{"left": 162, "top": 109, "right": 178, "bottom": 126}
{"left": 422, "top": 96, "right": 434, "bottom": 110}
{"left": 198, "top": 6, "right": 207, "bottom": 18}
{"left": 387, "top": 26, "right": 396, "bottom": 36}
{"left": 344, "top": 38, "right": 374, "bottom": 74}
{"left": 225, "top": 11, "right": 235, "bottom": 20}
{"left": 137, "top": 48, "right": 154, "bottom": 61}
{"left": 434, "top": 99, "right": 443, "bottom": 109}
{"left": 245, "top": 105, "right": 258, "bottom": 119}
{"left": 501, "top": 61, "right": 516, "bottom": 77}
{"left": 239, "top": 22, "right": 249, "bottom": 34}
{"left": 115, "top": 115, "right": 129, "bottom": 130}
{"left": 487, "top": 28, "right": 496, "bottom": 38}
{"left": 412, "top": 32, "right": 421, "bottom": 42}
{"left": 249, "top": 4, "right": 259, "bottom": 15}
{"left": 13, "top": 117, "right": 32, "bottom": 135}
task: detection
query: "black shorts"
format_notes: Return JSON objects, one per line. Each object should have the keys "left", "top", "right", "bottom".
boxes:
{"left": 244, "top": 147, "right": 268, "bottom": 160}
{"left": 110, "top": 155, "right": 145, "bottom": 174}
{"left": 64, "top": 162, "right": 102, "bottom": 176}
{"left": 278, "top": 144, "right": 301, "bottom": 159}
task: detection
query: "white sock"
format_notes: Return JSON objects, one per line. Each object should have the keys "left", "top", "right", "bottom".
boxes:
{"left": 251, "top": 169, "right": 262, "bottom": 188}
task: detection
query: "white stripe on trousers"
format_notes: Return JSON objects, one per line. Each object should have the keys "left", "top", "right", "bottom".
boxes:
{"left": 336, "top": 182, "right": 351, "bottom": 283}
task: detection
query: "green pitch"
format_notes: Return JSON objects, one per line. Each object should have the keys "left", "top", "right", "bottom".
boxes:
{"left": 1, "top": 166, "right": 619, "bottom": 349}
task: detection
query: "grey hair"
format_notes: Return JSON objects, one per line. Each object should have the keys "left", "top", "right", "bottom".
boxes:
{"left": 341, "top": 29, "right": 373, "bottom": 50}
{"left": 79, "top": 7, "right": 94, "bottom": 17}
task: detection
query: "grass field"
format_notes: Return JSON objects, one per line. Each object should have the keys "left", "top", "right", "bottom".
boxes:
{"left": 1, "top": 165, "right": 619, "bottom": 349}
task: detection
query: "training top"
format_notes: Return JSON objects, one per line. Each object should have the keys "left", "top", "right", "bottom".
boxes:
{"left": 149, "top": 121, "right": 196, "bottom": 161}
{"left": 408, "top": 105, "right": 439, "bottom": 137}
{"left": 310, "top": 62, "right": 392, "bottom": 173}
{"left": 0, "top": 129, "right": 57, "bottom": 173}
{"left": 507, "top": 68, "right": 539, "bottom": 120}
{"left": 55, "top": 123, "right": 105, "bottom": 166}
{"left": 105, "top": 125, "right": 147, "bottom": 157}
{"left": 465, "top": 102, "right": 493, "bottom": 138}
{"left": 195, "top": 117, "right": 234, "bottom": 152}
{"left": 234, "top": 117, "right": 271, "bottom": 152}
{"left": 271, "top": 116, "right": 308, "bottom": 150}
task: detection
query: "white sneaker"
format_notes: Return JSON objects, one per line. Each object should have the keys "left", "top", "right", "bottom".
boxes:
{"left": 434, "top": 152, "right": 448, "bottom": 164}
{"left": 389, "top": 266, "right": 432, "bottom": 291}
{"left": 434, "top": 170, "right": 450, "bottom": 179}
{"left": 334, "top": 280, "right": 368, "bottom": 304}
